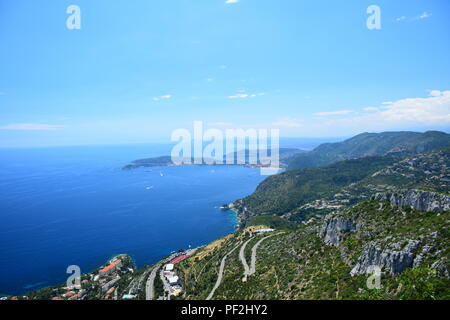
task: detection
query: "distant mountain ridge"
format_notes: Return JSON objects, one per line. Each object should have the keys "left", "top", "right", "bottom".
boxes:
{"left": 287, "top": 131, "right": 450, "bottom": 170}
{"left": 123, "top": 148, "right": 306, "bottom": 170}
{"left": 230, "top": 137, "right": 450, "bottom": 225}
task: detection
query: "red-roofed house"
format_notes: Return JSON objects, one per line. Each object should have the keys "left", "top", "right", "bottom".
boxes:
{"left": 99, "top": 259, "right": 122, "bottom": 276}
{"left": 170, "top": 255, "right": 188, "bottom": 264}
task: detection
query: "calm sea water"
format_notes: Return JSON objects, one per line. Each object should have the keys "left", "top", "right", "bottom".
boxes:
{"left": 0, "top": 144, "right": 266, "bottom": 295}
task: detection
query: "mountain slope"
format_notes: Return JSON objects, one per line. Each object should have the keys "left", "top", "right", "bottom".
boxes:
{"left": 287, "top": 131, "right": 450, "bottom": 171}
{"left": 230, "top": 146, "right": 450, "bottom": 226}
{"left": 176, "top": 194, "right": 450, "bottom": 300}
{"left": 232, "top": 155, "right": 397, "bottom": 219}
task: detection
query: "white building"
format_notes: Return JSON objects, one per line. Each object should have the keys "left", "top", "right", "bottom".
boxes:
{"left": 167, "top": 275, "right": 179, "bottom": 285}
{"left": 101, "top": 277, "right": 120, "bottom": 292}
{"left": 164, "top": 264, "right": 174, "bottom": 272}
{"left": 255, "top": 228, "right": 275, "bottom": 234}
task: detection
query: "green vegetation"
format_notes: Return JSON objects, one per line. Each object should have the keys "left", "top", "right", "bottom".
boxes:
{"left": 175, "top": 199, "right": 449, "bottom": 300}
{"left": 287, "top": 131, "right": 450, "bottom": 170}
{"left": 153, "top": 272, "right": 164, "bottom": 298}
{"left": 234, "top": 144, "right": 450, "bottom": 226}
{"left": 240, "top": 155, "right": 397, "bottom": 216}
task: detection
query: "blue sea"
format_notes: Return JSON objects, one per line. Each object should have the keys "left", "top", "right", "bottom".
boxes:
{"left": 0, "top": 144, "right": 266, "bottom": 296}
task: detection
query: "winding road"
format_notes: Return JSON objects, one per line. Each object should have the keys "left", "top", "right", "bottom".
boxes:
{"left": 206, "top": 244, "right": 241, "bottom": 300}
{"left": 205, "top": 232, "right": 285, "bottom": 300}
{"left": 239, "top": 237, "right": 255, "bottom": 281}
{"left": 249, "top": 233, "right": 284, "bottom": 276}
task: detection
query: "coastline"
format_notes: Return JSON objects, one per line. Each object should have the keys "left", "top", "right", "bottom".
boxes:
{"left": 221, "top": 203, "right": 246, "bottom": 229}
{"left": 1, "top": 148, "right": 264, "bottom": 297}
{"left": 4, "top": 204, "right": 241, "bottom": 298}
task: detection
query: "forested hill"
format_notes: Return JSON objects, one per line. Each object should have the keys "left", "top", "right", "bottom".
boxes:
{"left": 231, "top": 146, "right": 450, "bottom": 225}
{"left": 237, "top": 155, "right": 397, "bottom": 216}
{"left": 287, "top": 131, "right": 450, "bottom": 171}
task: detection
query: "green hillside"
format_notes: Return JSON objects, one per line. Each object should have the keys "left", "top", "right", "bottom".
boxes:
{"left": 287, "top": 131, "right": 450, "bottom": 171}
{"left": 176, "top": 199, "right": 450, "bottom": 300}
{"left": 236, "top": 155, "right": 397, "bottom": 217}
{"left": 231, "top": 146, "right": 450, "bottom": 226}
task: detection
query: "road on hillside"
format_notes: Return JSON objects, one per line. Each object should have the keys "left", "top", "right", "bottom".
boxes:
{"left": 249, "top": 233, "right": 284, "bottom": 276}
{"left": 206, "top": 244, "right": 241, "bottom": 300}
{"left": 239, "top": 237, "right": 255, "bottom": 281}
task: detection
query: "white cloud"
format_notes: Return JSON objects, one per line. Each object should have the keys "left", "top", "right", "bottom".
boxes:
{"left": 320, "top": 90, "right": 450, "bottom": 133}
{"left": 272, "top": 118, "right": 302, "bottom": 128}
{"left": 246, "top": 90, "right": 450, "bottom": 137}
{"left": 0, "top": 123, "right": 65, "bottom": 130}
{"left": 229, "top": 93, "right": 255, "bottom": 99}
{"left": 429, "top": 90, "right": 442, "bottom": 97}
{"left": 364, "top": 107, "right": 379, "bottom": 112}
{"left": 396, "top": 12, "right": 432, "bottom": 22}
{"left": 314, "top": 110, "right": 353, "bottom": 116}
{"left": 228, "top": 92, "right": 265, "bottom": 99}
{"left": 152, "top": 94, "right": 172, "bottom": 101}
{"left": 225, "top": 0, "right": 239, "bottom": 4}
{"left": 374, "top": 90, "right": 450, "bottom": 123}
{"left": 418, "top": 12, "right": 432, "bottom": 20}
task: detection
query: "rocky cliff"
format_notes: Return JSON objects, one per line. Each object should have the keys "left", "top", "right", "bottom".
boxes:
{"left": 319, "top": 191, "right": 449, "bottom": 278}
{"left": 373, "top": 189, "right": 450, "bottom": 212}
{"left": 350, "top": 240, "right": 421, "bottom": 275}
{"left": 319, "top": 216, "right": 359, "bottom": 246}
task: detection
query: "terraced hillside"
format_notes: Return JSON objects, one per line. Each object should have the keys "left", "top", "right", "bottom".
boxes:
{"left": 175, "top": 195, "right": 450, "bottom": 300}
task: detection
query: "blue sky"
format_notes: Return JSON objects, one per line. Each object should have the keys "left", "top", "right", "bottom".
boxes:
{"left": 0, "top": 0, "right": 449, "bottom": 147}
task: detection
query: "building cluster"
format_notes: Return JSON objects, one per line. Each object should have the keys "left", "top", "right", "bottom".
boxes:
{"left": 99, "top": 257, "right": 123, "bottom": 277}
{"left": 93, "top": 256, "right": 128, "bottom": 300}
{"left": 301, "top": 198, "right": 349, "bottom": 211}
{"left": 160, "top": 250, "right": 195, "bottom": 298}
{"left": 163, "top": 263, "right": 182, "bottom": 297}
{"left": 35, "top": 254, "right": 131, "bottom": 301}
{"left": 295, "top": 151, "right": 450, "bottom": 222}
{"left": 375, "top": 151, "right": 450, "bottom": 189}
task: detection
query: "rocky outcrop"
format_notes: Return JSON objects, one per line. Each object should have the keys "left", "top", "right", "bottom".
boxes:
{"left": 350, "top": 240, "right": 421, "bottom": 276}
{"left": 319, "top": 215, "right": 358, "bottom": 246}
{"left": 373, "top": 189, "right": 450, "bottom": 212}
{"left": 431, "top": 259, "right": 450, "bottom": 278}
